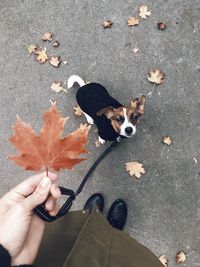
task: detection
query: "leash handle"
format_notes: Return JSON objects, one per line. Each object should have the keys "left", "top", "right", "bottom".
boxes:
{"left": 33, "top": 186, "right": 76, "bottom": 222}
{"left": 34, "top": 140, "right": 119, "bottom": 222}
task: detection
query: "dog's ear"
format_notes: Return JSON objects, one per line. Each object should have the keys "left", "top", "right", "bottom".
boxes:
{"left": 96, "top": 106, "right": 115, "bottom": 119}
{"left": 130, "top": 98, "right": 139, "bottom": 108}
{"left": 137, "top": 95, "right": 146, "bottom": 114}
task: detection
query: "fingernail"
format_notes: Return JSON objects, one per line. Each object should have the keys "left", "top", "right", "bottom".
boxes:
{"left": 41, "top": 177, "right": 51, "bottom": 188}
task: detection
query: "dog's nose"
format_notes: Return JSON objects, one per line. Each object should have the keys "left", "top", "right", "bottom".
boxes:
{"left": 125, "top": 127, "right": 133, "bottom": 135}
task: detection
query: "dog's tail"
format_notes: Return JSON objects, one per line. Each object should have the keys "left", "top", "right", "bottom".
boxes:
{"left": 67, "top": 75, "right": 85, "bottom": 89}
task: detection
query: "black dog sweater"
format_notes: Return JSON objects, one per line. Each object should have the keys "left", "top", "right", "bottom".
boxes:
{"left": 76, "top": 83, "right": 123, "bottom": 141}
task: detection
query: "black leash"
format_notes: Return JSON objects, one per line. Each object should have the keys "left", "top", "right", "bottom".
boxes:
{"left": 34, "top": 139, "right": 119, "bottom": 222}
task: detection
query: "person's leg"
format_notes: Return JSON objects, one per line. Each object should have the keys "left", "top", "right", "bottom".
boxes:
{"left": 84, "top": 194, "right": 128, "bottom": 231}
{"left": 62, "top": 209, "right": 163, "bottom": 267}
{"left": 35, "top": 195, "right": 162, "bottom": 267}
{"left": 83, "top": 193, "right": 104, "bottom": 213}
{"left": 35, "top": 193, "right": 105, "bottom": 267}
{"left": 34, "top": 210, "right": 90, "bottom": 267}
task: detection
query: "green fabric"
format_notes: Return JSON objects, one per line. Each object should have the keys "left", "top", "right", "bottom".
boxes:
{"left": 35, "top": 209, "right": 162, "bottom": 267}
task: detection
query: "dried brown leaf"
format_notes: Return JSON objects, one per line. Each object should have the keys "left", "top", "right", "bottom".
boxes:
{"left": 49, "top": 56, "right": 61, "bottom": 67}
{"left": 73, "top": 105, "right": 83, "bottom": 117}
{"left": 27, "top": 44, "right": 38, "bottom": 55}
{"left": 41, "top": 32, "right": 54, "bottom": 41}
{"left": 79, "top": 123, "right": 91, "bottom": 132}
{"left": 9, "top": 106, "right": 90, "bottom": 172}
{"left": 147, "top": 69, "right": 165, "bottom": 84}
{"left": 162, "top": 136, "right": 172, "bottom": 145}
{"left": 128, "top": 17, "right": 140, "bottom": 26}
{"left": 125, "top": 162, "right": 145, "bottom": 179}
{"left": 159, "top": 255, "right": 168, "bottom": 267}
{"left": 52, "top": 40, "right": 60, "bottom": 47}
{"left": 102, "top": 20, "right": 113, "bottom": 28}
{"left": 193, "top": 156, "right": 198, "bottom": 164}
{"left": 51, "top": 81, "right": 67, "bottom": 93}
{"left": 94, "top": 138, "right": 101, "bottom": 148}
{"left": 49, "top": 99, "right": 56, "bottom": 105}
{"left": 158, "top": 22, "right": 167, "bottom": 30}
{"left": 133, "top": 48, "right": 139, "bottom": 53}
{"left": 35, "top": 48, "right": 48, "bottom": 63}
{"left": 139, "top": 5, "right": 151, "bottom": 19}
{"left": 176, "top": 251, "right": 187, "bottom": 264}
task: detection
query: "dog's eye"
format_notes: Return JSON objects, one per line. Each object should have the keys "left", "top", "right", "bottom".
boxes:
{"left": 131, "top": 114, "right": 139, "bottom": 121}
{"left": 116, "top": 116, "right": 124, "bottom": 123}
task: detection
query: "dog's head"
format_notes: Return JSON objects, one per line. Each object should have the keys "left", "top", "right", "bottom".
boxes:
{"left": 96, "top": 95, "right": 146, "bottom": 138}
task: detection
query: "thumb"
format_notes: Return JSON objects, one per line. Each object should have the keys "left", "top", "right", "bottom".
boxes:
{"left": 22, "top": 176, "right": 52, "bottom": 211}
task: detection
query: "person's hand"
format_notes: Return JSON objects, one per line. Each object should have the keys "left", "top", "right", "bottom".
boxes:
{"left": 0, "top": 172, "right": 61, "bottom": 265}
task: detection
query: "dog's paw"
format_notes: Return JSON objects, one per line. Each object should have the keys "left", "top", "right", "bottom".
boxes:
{"left": 87, "top": 117, "right": 94, "bottom": 125}
{"left": 117, "top": 136, "right": 122, "bottom": 142}
{"left": 98, "top": 136, "right": 105, "bottom": 144}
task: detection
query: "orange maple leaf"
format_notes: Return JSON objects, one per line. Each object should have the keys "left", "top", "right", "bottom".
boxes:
{"left": 9, "top": 105, "right": 90, "bottom": 172}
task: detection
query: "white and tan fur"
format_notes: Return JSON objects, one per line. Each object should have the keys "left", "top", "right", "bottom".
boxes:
{"left": 68, "top": 75, "right": 145, "bottom": 144}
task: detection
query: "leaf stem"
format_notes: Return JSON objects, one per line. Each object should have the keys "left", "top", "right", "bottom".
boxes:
{"left": 46, "top": 167, "right": 49, "bottom": 177}
{"left": 149, "top": 82, "right": 155, "bottom": 98}
{"left": 186, "top": 251, "right": 195, "bottom": 257}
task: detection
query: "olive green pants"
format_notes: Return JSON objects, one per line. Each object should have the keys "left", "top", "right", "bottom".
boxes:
{"left": 35, "top": 209, "right": 162, "bottom": 267}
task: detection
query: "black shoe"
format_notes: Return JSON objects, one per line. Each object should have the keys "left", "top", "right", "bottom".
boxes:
{"left": 107, "top": 199, "right": 127, "bottom": 230}
{"left": 83, "top": 193, "right": 104, "bottom": 213}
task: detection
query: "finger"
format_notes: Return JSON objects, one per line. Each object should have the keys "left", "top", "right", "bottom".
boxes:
{"left": 45, "top": 195, "right": 56, "bottom": 211}
{"left": 49, "top": 203, "right": 60, "bottom": 216}
{"left": 50, "top": 183, "right": 61, "bottom": 199}
{"left": 22, "top": 176, "right": 52, "bottom": 211}
{"left": 4, "top": 172, "right": 57, "bottom": 202}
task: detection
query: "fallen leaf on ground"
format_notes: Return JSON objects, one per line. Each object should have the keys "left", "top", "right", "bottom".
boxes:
{"left": 128, "top": 17, "right": 140, "bottom": 26}
{"left": 162, "top": 136, "right": 172, "bottom": 145}
{"left": 158, "top": 22, "right": 167, "bottom": 30}
{"left": 193, "top": 156, "right": 198, "bottom": 164}
{"left": 95, "top": 138, "right": 101, "bottom": 147}
{"left": 159, "top": 255, "right": 168, "bottom": 267}
{"left": 133, "top": 48, "right": 139, "bottom": 53}
{"left": 35, "top": 48, "right": 48, "bottom": 63}
{"left": 102, "top": 20, "right": 113, "bottom": 28}
{"left": 27, "top": 44, "right": 38, "bottom": 54}
{"left": 79, "top": 123, "right": 91, "bottom": 132}
{"left": 147, "top": 91, "right": 152, "bottom": 96}
{"left": 49, "top": 99, "right": 56, "bottom": 105}
{"left": 176, "top": 251, "right": 187, "bottom": 264}
{"left": 49, "top": 56, "right": 61, "bottom": 67}
{"left": 147, "top": 69, "right": 165, "bottom": 84}
{"left": 9, "top": 105, "right": 90, "bottom": 172}
{"left": 73, "top": 105, "right": 83, "bottom": 117}
{"left": 139, "top": 5, "right": 151, "bottom": 19}
{"left": 41, "top": 32, "right": 54, "bottom": 41}
{"left": 125, "top": 162, "right": 145, "bottom": 179}
{"left": 52, "top": 40, "right": 60, "bottom": 47}
{"left": 51, "top": 81, "right": 67, "bottom": 93}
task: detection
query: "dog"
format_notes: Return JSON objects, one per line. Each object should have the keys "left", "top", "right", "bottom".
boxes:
{"left": 68, "top": 75, "right": 146, "bottom": 144}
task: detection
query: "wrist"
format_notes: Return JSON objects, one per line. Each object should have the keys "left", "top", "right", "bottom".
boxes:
{"left": 0, "top": 239, "right": 10, "bottom": 254}
{"left": 12, "top": 260, "right": 33, "bottom": 266}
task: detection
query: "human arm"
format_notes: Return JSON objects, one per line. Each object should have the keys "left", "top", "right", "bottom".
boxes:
{"left": 0, "top": 172, "right": 61, "bottom": 266}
